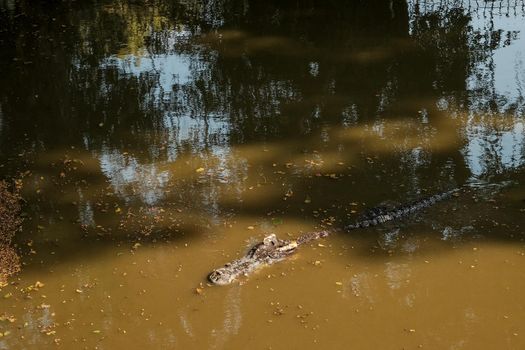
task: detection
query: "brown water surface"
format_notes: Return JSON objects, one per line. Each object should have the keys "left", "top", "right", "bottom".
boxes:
{"left": 1, "top": 1, "right": 525, "bottom": 349}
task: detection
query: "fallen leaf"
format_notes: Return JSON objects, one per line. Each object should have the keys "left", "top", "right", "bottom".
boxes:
{"left": 271, "top": 218, "right": 283, "bottom": 225}
{"left": 0, "top": 315, "right": 15, "bottom": 323}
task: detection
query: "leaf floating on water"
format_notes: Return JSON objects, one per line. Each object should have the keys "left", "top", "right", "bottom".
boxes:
{"left": 195, "top": 167, "right": 205, "bottom": 173}
{"left": 92, "top": 330, "right": 101, "bottom": 334}
{"left": 23, "top": 281, "right": 45, "bottom": 293}
{"left": 3, "top": 293, "right": 12, "bottom": 299}
{"left": 335, "top": 281, "right": 343, "bottom": 286}
{"left": 194, "top": 281, "right": 205, "bottom": 295}
{"left": 270, "top": 218, "right": 283, "bottom": 225}
{"left": 304, "top": 197, "right": 311, "bottom": 204}
{"left": 0, "top": 314, "right": 16, "bottom": 323}
{"left": 247, "top": 226, "right": 255, "bottom": 230}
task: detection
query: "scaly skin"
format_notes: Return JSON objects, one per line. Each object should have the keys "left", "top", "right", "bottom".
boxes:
{"left": 208, "top": 189, "right": 458, "bottom": 285}
{"left": 208, "top": 234, "right": 298, "bottom": 285}
{"left": 344, "top": 188, "right": 459, "bottom": 230}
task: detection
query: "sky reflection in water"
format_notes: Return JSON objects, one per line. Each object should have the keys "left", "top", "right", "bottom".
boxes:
{"left": 72, "top": 0, "right": 525, "bottom": 206}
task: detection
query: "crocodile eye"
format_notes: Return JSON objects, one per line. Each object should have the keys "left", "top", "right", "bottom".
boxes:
{"left": 208, "top": 270, "right": 223, "bottom": 283}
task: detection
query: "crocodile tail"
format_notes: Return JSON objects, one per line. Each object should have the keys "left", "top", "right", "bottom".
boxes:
{"left": 408, "top": 188, "right": 458, "bottom": 212}
{"left": 429, "top": 187, "right": 458, "bottom": 202}
{"left": 344, "top": 188, "right": 459, "bottom": 232}
{"left": 344, "top": 223, "right": 359, "bottom": 231}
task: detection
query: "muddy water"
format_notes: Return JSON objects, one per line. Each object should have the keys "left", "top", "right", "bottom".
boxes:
{"left": 1, "top": 0, "right": 525, "bottom": 349}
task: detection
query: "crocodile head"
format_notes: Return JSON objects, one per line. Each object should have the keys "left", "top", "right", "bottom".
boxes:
{"left": 208, "top": 234, "right": 298, "bottom": 285}
{"left": 208, "top": 265, "right": 237, "bottom": 286}
{"left": 249, "top": 234, "right": 298, "bottom": 259}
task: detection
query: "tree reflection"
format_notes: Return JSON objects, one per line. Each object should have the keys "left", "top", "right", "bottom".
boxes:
{"left": 0, "top": 0, "right": 524, "bottom": 245}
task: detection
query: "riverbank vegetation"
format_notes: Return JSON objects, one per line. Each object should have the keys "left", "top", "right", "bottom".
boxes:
{"left": 0, "top": 181, "right": 22, "bottom": 283}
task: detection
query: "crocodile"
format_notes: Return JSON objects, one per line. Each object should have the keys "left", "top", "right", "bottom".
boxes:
{"left": 208, "top": 188, "right": 459, "bottom": 285}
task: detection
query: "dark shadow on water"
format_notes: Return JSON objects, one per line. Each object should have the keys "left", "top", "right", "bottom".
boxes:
{"left": 0, "top": 0, "right": 525, "bottom": 271}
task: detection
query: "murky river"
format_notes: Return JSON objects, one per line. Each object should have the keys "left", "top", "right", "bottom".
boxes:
{"left": 1, "top": 0, "right": 525, "bottom": 348}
